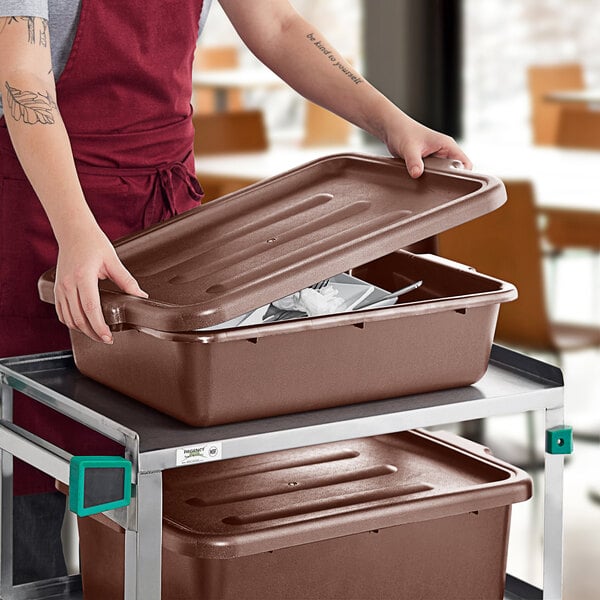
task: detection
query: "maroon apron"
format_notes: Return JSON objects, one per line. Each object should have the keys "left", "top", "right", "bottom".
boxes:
{"left": 0, "top": 0, "right": 204, "bottom": 494}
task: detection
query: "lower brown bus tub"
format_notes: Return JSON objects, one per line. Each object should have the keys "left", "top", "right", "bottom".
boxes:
{"left": 59, "top": 429, "right": 532, "bottom": 600}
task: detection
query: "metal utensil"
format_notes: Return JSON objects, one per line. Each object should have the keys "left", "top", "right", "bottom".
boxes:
{"left": 310, "top": 278, "right": 330, "bottom": 290}
{"left": 355, "top": 280, "right": 423, "bottom": 310}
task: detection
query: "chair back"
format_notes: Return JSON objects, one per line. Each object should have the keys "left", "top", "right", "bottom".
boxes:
{"left": 437, "top": 180, "right": 556, "bottom": 349}
{"left": 527, "top": 63, "right": 585, "bottom": 145}
{"left": 192, "top": 110, "right": 268, "bottom": 156}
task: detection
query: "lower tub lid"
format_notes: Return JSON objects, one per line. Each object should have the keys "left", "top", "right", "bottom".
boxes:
{"left": 154, "top": 429, "right": 531, "bottom": 559}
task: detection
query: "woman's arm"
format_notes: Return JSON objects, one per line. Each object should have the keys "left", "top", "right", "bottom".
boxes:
{"left": 218, "top": 0, "right": 471, "bottom": 177}
{"left": 0, "top": 16, "right": 146, "bottom": 343}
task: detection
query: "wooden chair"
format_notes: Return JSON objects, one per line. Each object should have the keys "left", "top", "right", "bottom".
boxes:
{"left": 302, "top": 101, "right": 352, "bottom": 147}
{"left": 193, "top": 110, "right": 268, "bottom": 202}
{"left": 193, "top": 46, "right": 243, "bottom": 114}
{"left": 527, "top": 64, "right": 585, "bottom": 145}
{"left": 437, "top": 180, "right": 600, "bottom": 353}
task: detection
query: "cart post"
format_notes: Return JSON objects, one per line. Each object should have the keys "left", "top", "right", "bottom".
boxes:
{"left": 0, "top": 378, "right": 13, "bottom": 598}
{"left": 124, "top": 470, "right": 163, "bottom": 600}
{"left": 544, "top": 404, "right": 568, "bottom": 600}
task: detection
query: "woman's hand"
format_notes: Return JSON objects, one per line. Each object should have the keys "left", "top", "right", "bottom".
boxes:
{"left": 54, "top": 224, "right": 147, "bottom": 344}
{"left": 381, "top": 112, "right": 473, "bottom": 179}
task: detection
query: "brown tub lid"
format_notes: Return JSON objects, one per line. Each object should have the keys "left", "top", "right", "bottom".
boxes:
{"left": 160, "top": 429, "right": 531, "bottom": 559}
{"left": 39, "top": 153, "right": 506, "bottom": 331}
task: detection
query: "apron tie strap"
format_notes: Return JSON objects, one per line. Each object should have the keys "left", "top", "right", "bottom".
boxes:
{"left": 69, "top": 152, "right": 203, "bottom": 228}
{"left": 156, "top": 160, "right": 204, "bottom": 218}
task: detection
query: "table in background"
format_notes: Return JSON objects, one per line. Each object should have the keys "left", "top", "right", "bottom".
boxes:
{"left": 544, "top": 89, "right": 600, "bottom": 105}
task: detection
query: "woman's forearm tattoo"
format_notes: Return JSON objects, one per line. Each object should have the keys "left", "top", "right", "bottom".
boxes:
{"left": 0, "top": 16, "right": 48, "bottom": 46}
{"left": 4, "top": 81, "right": 57, "bottom": 125}
{"left": 305, "top": 32, "right": 363, "bottom": 85}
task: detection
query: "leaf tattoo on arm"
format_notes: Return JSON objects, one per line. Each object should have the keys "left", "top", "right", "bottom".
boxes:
{"left": 4, "top": 82, "right": 57, "bottom": 125}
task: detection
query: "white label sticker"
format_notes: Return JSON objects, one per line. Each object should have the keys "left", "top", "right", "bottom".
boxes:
{"left": 176, "top": 441, "right": 222, "bottom": 466}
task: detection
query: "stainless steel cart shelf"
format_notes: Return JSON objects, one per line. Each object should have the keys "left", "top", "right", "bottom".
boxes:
{"left": 0, "top": 344, "right": 565, "bottom": 600}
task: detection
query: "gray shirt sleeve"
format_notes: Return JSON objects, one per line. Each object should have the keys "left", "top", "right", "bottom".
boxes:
{"left": 0, "top": 1, "right": 48, "bottom": 19}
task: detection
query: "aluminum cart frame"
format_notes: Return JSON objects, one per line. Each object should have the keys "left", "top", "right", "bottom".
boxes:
{"left": 0, "top": 345, "right": 566, "bottom": 600}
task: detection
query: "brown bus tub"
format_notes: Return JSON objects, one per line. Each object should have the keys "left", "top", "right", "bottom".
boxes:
{"left": 39, "top": 153, "right": 516, "bottom": 426}
{"left": 61, "top": 429, "right": 532, "bottom": 600}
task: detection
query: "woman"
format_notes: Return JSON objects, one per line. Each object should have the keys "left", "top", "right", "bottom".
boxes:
{"left": 0, "top": 0, "right": 471, "bottom": 584}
